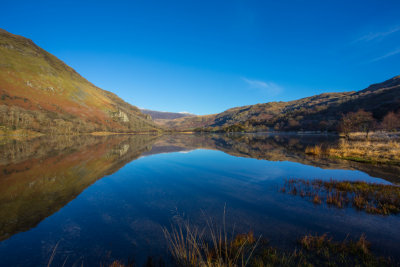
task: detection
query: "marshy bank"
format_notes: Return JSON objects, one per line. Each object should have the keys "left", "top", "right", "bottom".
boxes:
{"left": 281, "top": 179, "right": 400, "bottom": 215}
{"left": 47, "top": 214, "right": 398, "bottom": 267}
{"left": 105, "top": 221, "right": 396, "bottom": 267}
{"left": 305, "top": 135, "right": 400, "bottom": 166}
{"left": 159, "top": 213, "right": 398, "bottom": 267}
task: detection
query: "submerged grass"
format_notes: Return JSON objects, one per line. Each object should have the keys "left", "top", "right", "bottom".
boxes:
{"left": 281, "top": 179, "right": 400, "bottom": 215}
{"left": 252, "top": 233, "right": 394, "bottom": 267}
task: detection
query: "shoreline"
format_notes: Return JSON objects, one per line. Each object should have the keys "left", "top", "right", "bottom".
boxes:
{"left": 2, "top": 130, "right": 400, "bottom": 167}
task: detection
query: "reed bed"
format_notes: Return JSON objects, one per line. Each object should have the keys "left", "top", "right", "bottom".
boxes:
{"left": 305, "top": 139, "right": 400, "bottom": 165}
{"left": 281, "top": 179, "right": 400, "bottom": 215}
{"left": 250, "top": 233, "right": 394, "bottom": 267}
{"left": 47, "top": 217, "right": 396, "bottom": 267}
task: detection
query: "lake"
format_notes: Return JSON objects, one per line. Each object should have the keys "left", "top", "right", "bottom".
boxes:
{"left": 0, "top": 133, "right": 399, "bottom": 266}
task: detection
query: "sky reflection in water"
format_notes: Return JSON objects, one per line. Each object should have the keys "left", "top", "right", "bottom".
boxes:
{"left": 0, "top": 134, "right": 399, "bottom": 266}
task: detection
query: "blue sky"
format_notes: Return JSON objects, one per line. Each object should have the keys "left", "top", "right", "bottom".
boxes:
{"left": 2, "top": 0, "right": 400, "bottom": 115}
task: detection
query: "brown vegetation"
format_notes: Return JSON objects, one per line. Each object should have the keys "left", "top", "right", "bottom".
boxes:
{"left": 283, "top": 233, "right": 393, "bottom": 267}
{"left": 163, "top": 213, "right": 259, "bottom": 267}
{"left": 44, "top": 209, "right": 397, "bottom": 266}
{"left": 161, "top": 211, "right": 397, "bottom": 267}
{"left": 381, "top": 111, "right": 400, "bottom": 132}
{"left": 82, "top": 233, "right": 395, "bottom": 267}
{"left": 163, "top": 228, "right": 395, "bottom": 267}
{"left": 50, "top": 233, "right": 395, "bottom": 267}
{"left": 305, "top": 138, "right": 400, "bottom": 165}
{"left": 281, "top": 179, "right": 400, "bottom": 215}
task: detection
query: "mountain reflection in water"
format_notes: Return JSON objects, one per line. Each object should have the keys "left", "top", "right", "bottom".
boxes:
{"left": 0, "top": 133, "right": 399, "bottom": 266}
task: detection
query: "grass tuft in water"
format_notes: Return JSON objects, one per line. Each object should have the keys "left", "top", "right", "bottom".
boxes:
{"left": 162, "top": 210, "right": 259, "bottom": 267}
{"left": 281, "top": 179, "right": 400, "bottom": 215}
{"left": 251, "top": 233, "right": 395, "bottom": 267}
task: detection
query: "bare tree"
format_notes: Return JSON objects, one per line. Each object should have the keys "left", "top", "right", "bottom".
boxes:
{"left": 339, "top": 109, "right": 375, "bottom": 139}
{"left": 381, "top": 111, "right": 400, "bottom": 131}
{"left": 339, "top": 112, "right": 354, "bottom": 139}
{"left": 353, "top": 110, "right": 375, "bottom": 139}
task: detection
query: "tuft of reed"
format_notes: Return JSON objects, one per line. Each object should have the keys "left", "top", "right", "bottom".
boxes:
{"left": 312, "top": 195, "right": 322, "bottom": 204}
{"left": 108, "top": 261, "right": 128, "bottom": 267}
{"left": 162, "top": 209, "right": 259, "bottom": 267}
{"left": 305, "top": 144, "right": 324, "bottom": 155}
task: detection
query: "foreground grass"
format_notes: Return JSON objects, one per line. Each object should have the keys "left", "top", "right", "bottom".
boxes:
{"left": 281, "top": 179, "right": 400, "bottom": 215}
{"left": 162, "top": 225, "right": 395, "bottom": 267}
{"left": 47, "top": 212, "right": 398, "bottom": 267}
{"left": 305, "top": 139, "right": 400, "bottom": 165}
{"left": 108, "top": 233, "right": 395, "bottom": 267}
{"left": 162, "top": 211, "right": 259, "bottom": 267}
{"left": 160, "top": 209, "right": 397, "bottom": 267}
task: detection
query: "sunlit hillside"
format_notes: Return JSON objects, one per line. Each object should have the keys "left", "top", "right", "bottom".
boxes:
{"left": 162, "top": 76, "right": 400, "bottom": 132}
{"left": 0, "top": 29, "right": 158, "bottom": 134}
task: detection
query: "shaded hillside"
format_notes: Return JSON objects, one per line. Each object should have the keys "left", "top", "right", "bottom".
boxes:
{"left": 0, "top": 134, "right": 158, "bottom": 241}
{"left": 0, "top": 29, "right": 158, "bottom": 133}
{"left": 163, "top": 75, "right": 400, "bottom": 132}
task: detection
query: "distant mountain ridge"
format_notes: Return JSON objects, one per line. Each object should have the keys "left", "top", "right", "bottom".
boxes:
{"left": 140, "top": 109, "right": 195, "bottom": 120}
{"left": 161, "top": 75, "right": 400, "bottom": 132}
{"left": 0, "top": 29, "right": 158, "bottom": 133}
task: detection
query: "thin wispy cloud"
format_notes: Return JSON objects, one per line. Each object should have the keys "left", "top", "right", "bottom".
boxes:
{"left": 370, "top": 48, "right": 400, "bottom": 62}
{"left": 354, "top": 25, "right": 400, "bottom": 43}
{"left": 242, "top": 77, "right": 282, "bottom": 96}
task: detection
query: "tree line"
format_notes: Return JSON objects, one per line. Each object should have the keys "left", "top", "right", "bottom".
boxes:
{"left": 339, "top": 109, "right": 400, "bottom": 138}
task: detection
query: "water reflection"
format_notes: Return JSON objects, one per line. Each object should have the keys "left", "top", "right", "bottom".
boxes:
{"left": 0, "top": 133, "right": 399, "bottom": 265}
{"left": 149, "top": 134, "right": 400, "bottom": 183}
{"left": 0, "top": 134, "right": 158, "bottom": 241}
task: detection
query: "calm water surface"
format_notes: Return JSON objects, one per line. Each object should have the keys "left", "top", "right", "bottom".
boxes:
{"left": 0, "top": 134, "right": 399, "bottom": 266}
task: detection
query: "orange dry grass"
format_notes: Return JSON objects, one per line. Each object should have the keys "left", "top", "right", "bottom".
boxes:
{"left": 163, "top": 210, "right": 259, "bottom": 267}
{"left": 328, "top": 140, "right": 400, "bottom": 164}
{"left": 305, "top": 145, "right": 323, "bottom": 155}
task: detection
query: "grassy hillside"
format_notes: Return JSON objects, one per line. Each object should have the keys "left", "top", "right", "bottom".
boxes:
{"left": 0, "top": 29, "right": 159, "bottom": 134}
{"left": 162, "top": 75, "right": 400, "bottom": 132}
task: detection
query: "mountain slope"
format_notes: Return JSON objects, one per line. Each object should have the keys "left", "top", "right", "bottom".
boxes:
{"left": 0, "top": 29, "right": 158, "bottom": 133}
{"left": 164, "top": 75, "right": 400, "bottom": 132}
